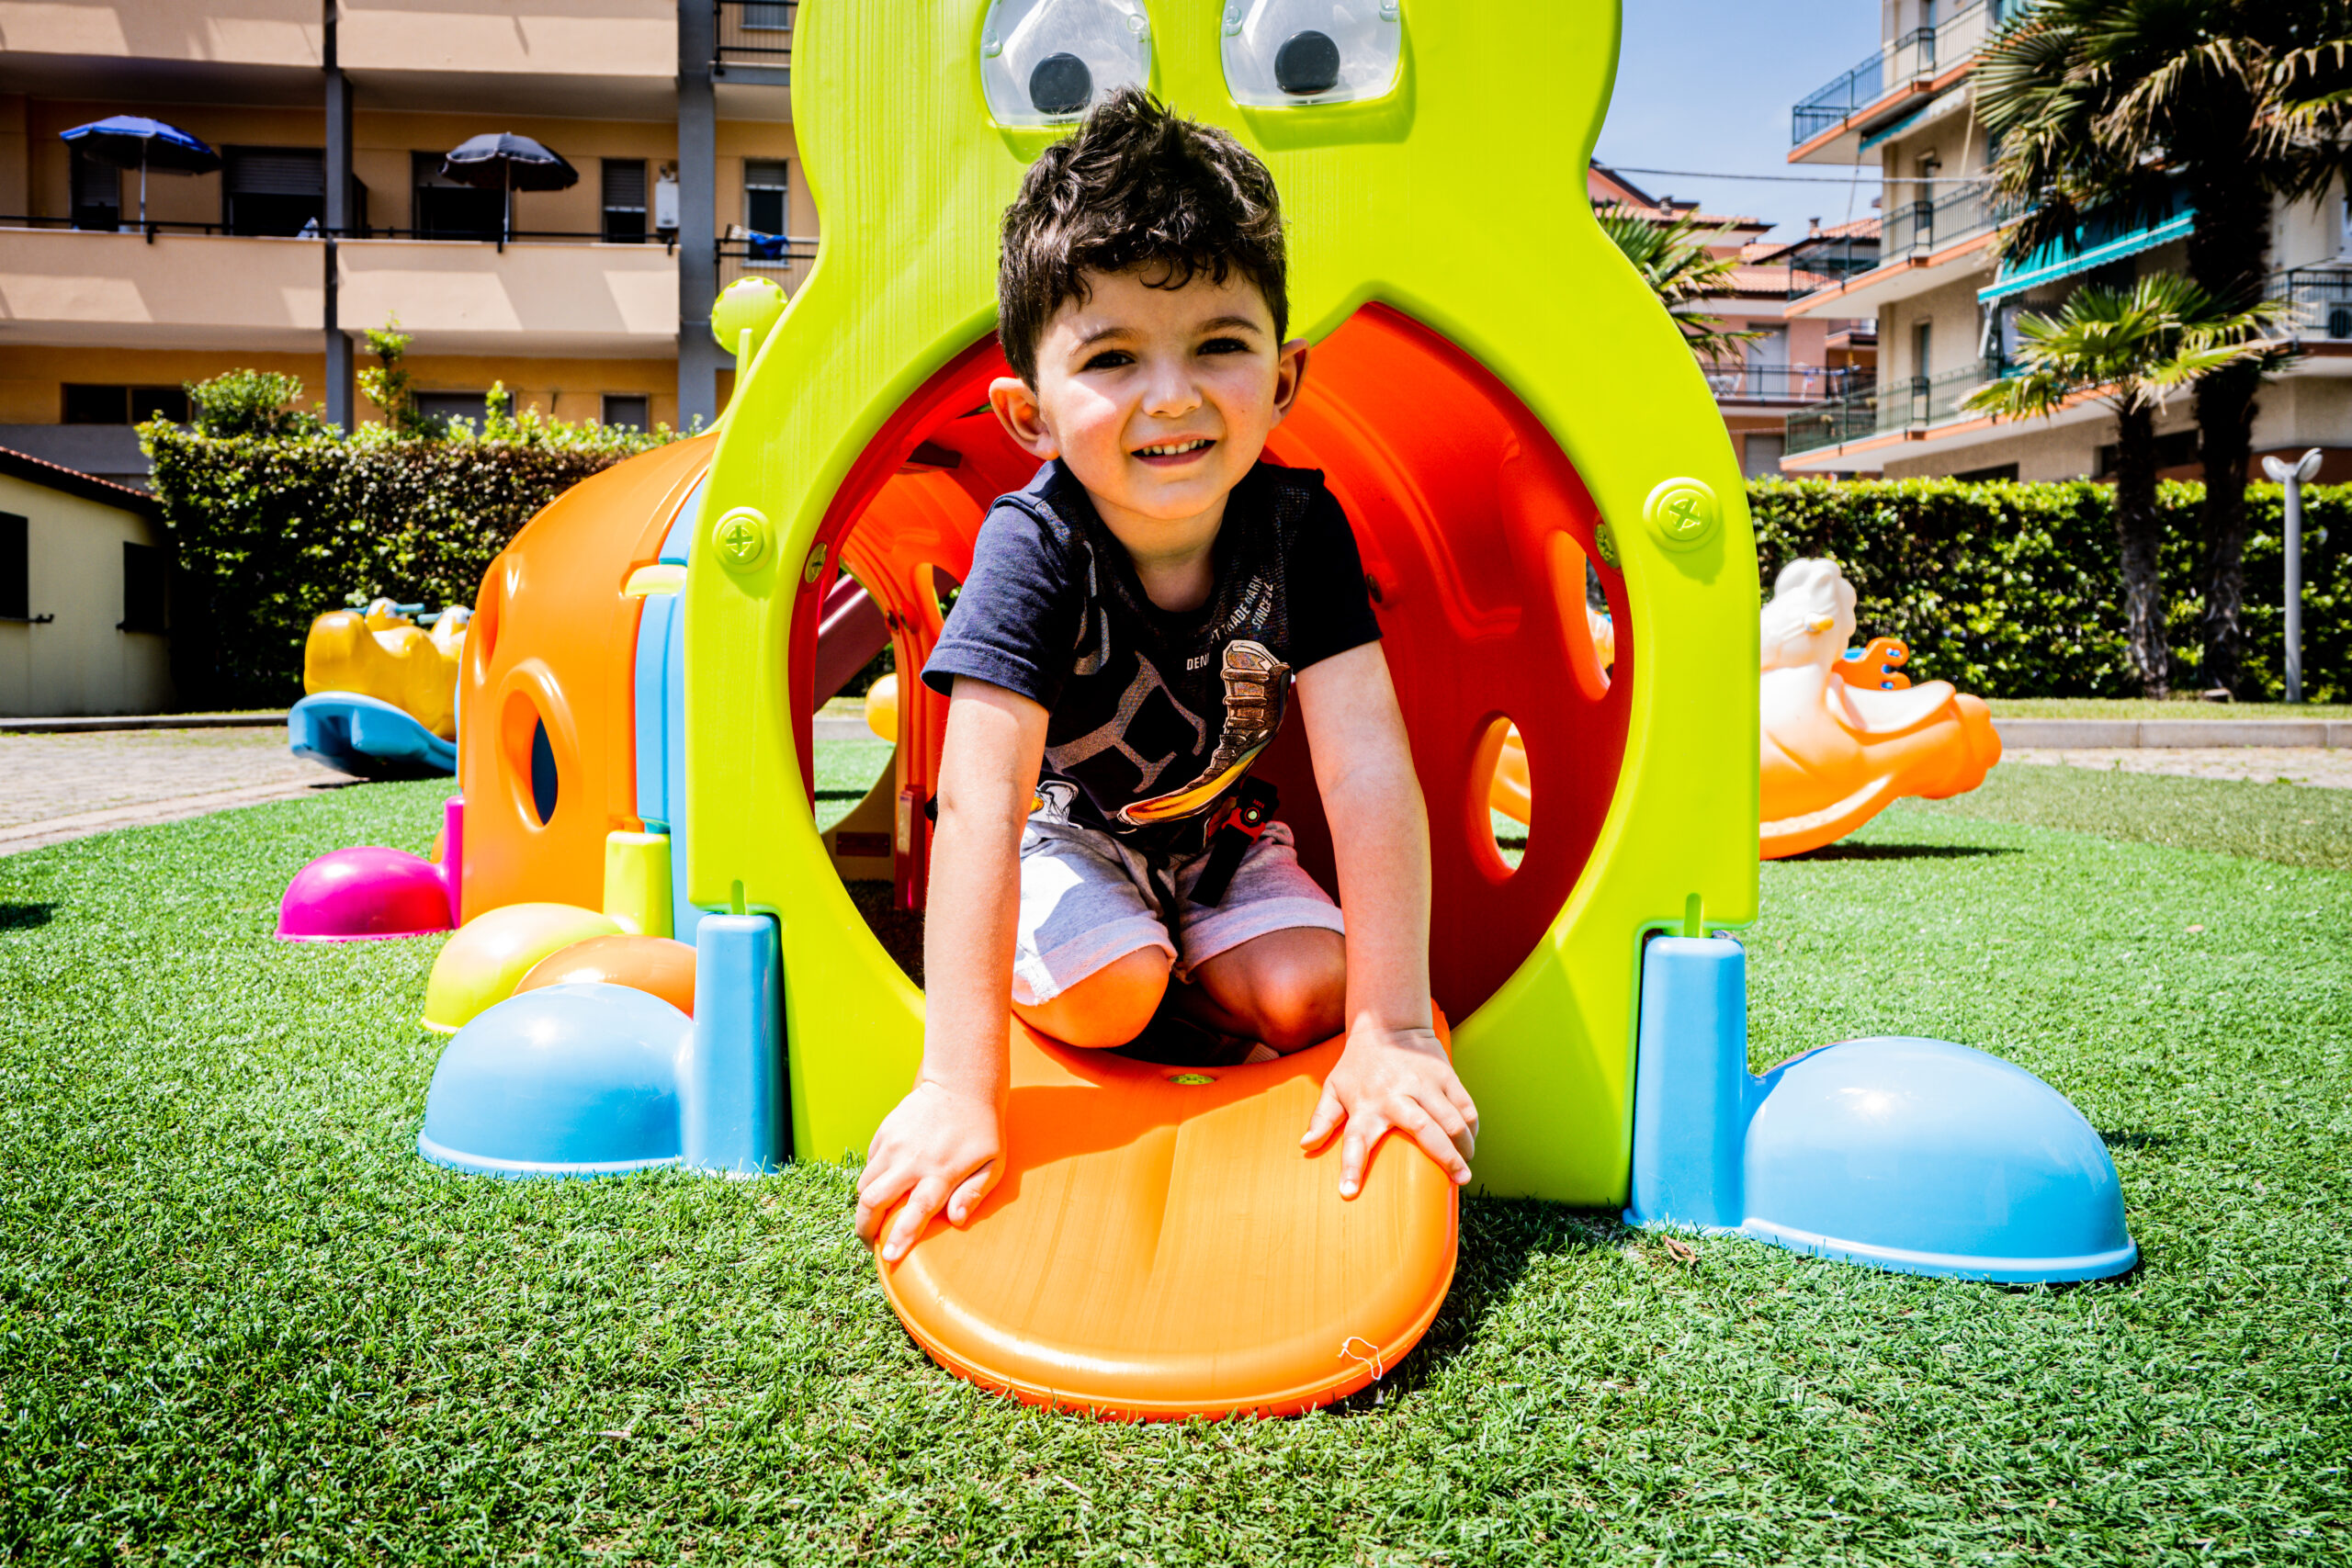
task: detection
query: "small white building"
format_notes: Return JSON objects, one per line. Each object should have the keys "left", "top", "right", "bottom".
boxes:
{"left": 0, "top": 446, "right": 173, "bottom": 716}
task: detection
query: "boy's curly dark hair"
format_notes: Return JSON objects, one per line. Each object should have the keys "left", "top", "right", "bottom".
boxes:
{"left": 998, "top": 86, "right": 1288, "bottom": 385}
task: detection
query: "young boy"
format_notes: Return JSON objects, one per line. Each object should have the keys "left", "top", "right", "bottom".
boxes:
{"left": 854, "top": 89, "right": 1476, "bottom": 1264}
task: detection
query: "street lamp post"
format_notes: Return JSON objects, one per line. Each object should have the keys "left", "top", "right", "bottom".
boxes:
{"left": 2258, "top": 447, "right": 2324, "bottom": 705}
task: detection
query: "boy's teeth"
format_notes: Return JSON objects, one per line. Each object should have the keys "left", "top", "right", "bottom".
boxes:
{"left": 1137, "top": 438, "right": 1208, "bottom": 456}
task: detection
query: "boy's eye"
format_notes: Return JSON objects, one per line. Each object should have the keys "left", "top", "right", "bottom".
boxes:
{"left": 1220, "top": 0, "right": 1403, "bottom": 108}
{"left": 979, "top": 0, "right": 1153, "bottom": 129}
{"left": 1080, "top": 348, "right": 1136, "bottom": 371}
{"left": 1197, "top": 336, "right": 1250, "bottom": 355}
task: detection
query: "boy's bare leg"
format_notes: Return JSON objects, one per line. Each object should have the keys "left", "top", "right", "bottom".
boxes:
{"left": 1175, "top": 927, "right": 1346, "bottom": 1054}
{"left": 1012, "top": 947, "right": 1171, "bottom": 1048}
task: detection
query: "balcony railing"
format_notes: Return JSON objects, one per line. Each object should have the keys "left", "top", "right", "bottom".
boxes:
{"left": 718, "top": 232, "right": 818, "bottom": 298}
{"left": 1785, "top": 357, "right": 2005, "bottom": 456}
{"left": 1790, "top": 1, "right": 2014, "bottom": 146}
{"left": 2271, "top": 267, "right": 2352, "bottom": 340}
{"left": 1883, "top": 181, "right": 1997, "bottom": 256}
{"left": 1702, "top": 363, "right": 1871, "bottom": 404}
{"left": 718, "top": 0, "right": 795, "bottom": 68}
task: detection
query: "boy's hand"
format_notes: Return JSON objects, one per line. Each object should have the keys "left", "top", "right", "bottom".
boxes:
{"left": 854, "top": 1080, "right": 1004, "bottom": 1263}
{"left": 1300, "top": 1023, "right": 1477, "bottom": 1197}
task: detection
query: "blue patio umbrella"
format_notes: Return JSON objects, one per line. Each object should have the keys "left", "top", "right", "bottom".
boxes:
{"left": 440, "top": 133, "right": 579, "bottom": 243}
{"left": 60, "top": 116, "right": 221, "bottom": 225}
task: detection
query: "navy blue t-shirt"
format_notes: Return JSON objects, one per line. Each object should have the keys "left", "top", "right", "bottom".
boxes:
{"left": 923, "top": 459, "right": 1381, "bottom": 851}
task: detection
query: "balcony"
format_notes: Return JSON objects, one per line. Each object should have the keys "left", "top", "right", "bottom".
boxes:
{"left": 1884, "top": 182, "right": 1996, "bottom": 257}
{"left": 338, "top": 238, "right": 680, "bottom": 357}
{"left": 1785, "top": 358, "right": 2002, "bottom": 457}
{"left": 717, "top": 0, "right": 796, "bottom": 80}
{"left": 1790, "top": 0, "right": 2013, "bottom": 160}
{"left": 2274, "top": 268, "right": 2352, "bottom": 341}
{"left": 718, "top": 231, "right": 818, "bottom": 300}
{"left": 1702, "top": 363, "right": 1870, "bottom": 406}
{"left": 0, "top": 225, "right": 322, "bottom": 351}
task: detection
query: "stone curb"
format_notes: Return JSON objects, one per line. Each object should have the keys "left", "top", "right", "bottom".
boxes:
{"left": 1994, "top": 718, "right": 2350, "bottom": 749}
{"left": 0, "top": 712, "right": 288, "bottom": 734}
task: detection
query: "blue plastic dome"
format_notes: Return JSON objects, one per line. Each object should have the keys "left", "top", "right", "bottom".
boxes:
{"left": 1741, "top": 1036, "right": 2136, "bottom": 1282}
{"left": 417, "top": 983, "right": 688, "bottom": 1179}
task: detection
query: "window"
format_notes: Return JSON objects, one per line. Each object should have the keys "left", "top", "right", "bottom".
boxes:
{"left": 412, "top": 152, "right": 503, "bottom": 241}
{"left": 0, "top": 513, "right": 26, "bottom": 621}
{"left": 743, "top": 159, "right": 789, "bottom": 236}
{"left": 602, "top": 159, "right": 647, "bottom": 243}
{"left": 415, "top": 391, "right": 490, "bottom": 427}
{"left": 69, "top": 147, "right": 119, "bottom": 231}
{"left": 63, "top": 385, "right": 190, "bottom": 425}
{"left": 121, "top": 542, "right": 168, "bottom": 634}
{"left": 601, "top": 393, "right": 650, "bottom": 431}
{"left": 1742, "top": 433, "right": 1785, "bottom": 479}
{"left": 1912, "top": 320, "right": 1933, "bottom": 382}
{"left": 2096, "top": 432, "right": 2199, "bottom": 478}
{"left": 223, "top": 147, "right": 325, "bottom": 237}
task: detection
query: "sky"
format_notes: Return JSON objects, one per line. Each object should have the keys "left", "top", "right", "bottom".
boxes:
{"left": 1590, "top": 1, "right": 1888, "bottom": 241}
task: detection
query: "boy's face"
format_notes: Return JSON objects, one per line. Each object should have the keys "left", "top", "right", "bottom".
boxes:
{"left": 989, "top": 267, "right": 1307, "bottom": 536}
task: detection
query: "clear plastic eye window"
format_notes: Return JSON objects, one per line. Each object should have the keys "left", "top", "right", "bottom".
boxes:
{"left": 1220, "top": 0, "right": 1402, "bottom": 108}
{"left": 979, "top": 0, "right": 1154, "bottom": 128}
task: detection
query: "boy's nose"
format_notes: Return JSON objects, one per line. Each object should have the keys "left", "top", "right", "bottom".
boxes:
{"left": 1139, "top": 365, "right": 1202, "bottom": 417}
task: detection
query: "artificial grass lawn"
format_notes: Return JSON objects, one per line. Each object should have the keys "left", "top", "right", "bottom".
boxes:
{"left": 1984, "top": 697, "right": 2352, "bottom": 721}
{"left": 4, "top": 765, "right": 2347, "bottom": 1564}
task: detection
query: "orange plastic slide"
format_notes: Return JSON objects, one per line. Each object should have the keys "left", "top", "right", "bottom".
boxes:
{"left": 879, "top": 1016, "right": 1459, "bottom": 1420}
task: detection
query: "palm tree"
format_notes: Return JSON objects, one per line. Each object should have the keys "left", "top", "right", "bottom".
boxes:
{"left": 1962, "top": 275, "right": 2286, "bottom": 697}
{"left": 1974, "top": 0, "right": 2352, "bottom": 694}
{"left": 1598, "top": 210, "right": 1758, "bottom": 365}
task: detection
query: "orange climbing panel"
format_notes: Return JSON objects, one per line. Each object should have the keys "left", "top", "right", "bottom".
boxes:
{"left": 878, "top": 1015, "right": 1459, "bottom": 1420}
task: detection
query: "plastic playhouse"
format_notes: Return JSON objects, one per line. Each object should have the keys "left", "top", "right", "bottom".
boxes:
{"left": 279, "top": 0, "right": 2135, "bottom": 1421}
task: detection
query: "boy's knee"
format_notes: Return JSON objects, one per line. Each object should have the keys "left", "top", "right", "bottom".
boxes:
{"left": 1244, "top": 939, "right": 1346, "bottom": 1052}
{"left": 1022, "top": 946, "right": 1170, "bottom": 1048}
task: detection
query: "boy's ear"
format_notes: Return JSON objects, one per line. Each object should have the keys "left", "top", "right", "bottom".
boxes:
{"left": 988, "top": 376, "right": 1059, "bottom": 459}
{"left": 1270, "top": 339, "right": 1310, "bottom": 426}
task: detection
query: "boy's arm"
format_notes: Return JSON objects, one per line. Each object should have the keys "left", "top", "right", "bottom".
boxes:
{"left": 853, "top": 676, "right": 1049, "bottom": 1260}
{"left": 1293, "top": 641, "right": 1478, "bottom": 1195}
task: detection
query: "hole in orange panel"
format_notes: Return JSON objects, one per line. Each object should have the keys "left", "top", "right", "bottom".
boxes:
{"left": 501, "top": 692, "right": 555, "bottom": 829}
{"left": 1468, "top": 716, "right": 1527, "bottom": 882}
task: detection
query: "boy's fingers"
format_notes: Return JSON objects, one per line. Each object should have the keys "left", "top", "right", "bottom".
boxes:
{"left": 1337, "top": 1116, "right": 1385, "bottom": 1199}
{"left": 945, "top": 1160, "right": 998, "bottom": 1226}
{"left": 853, "top": 1162, "right": 915, "bottom": 1242}
{"left": 880, "top": 1176, "right": 950, "bottom": 1262}
{"left": 1299, "top": 1083, "right": 1345, "bottom": 1151}
{"left": 1396, "top": 1101, "right": 1473, "bottom": 1184}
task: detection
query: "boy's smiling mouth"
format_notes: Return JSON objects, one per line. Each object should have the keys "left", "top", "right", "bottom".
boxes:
{"left": 1132, "top": 436, "right": 1216, "bottom": 465}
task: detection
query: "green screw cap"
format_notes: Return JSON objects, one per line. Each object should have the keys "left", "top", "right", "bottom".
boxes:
{"left": 801, "top": 544, "right": 829, "bottom": 585}
{"left": 1642, "top": 478, "right": 1719, "bottom": 552}
{"left": 712, "top": 507, "right": 771, "bottom": 572}
{"left": 1593, "top": 523, "right": 1620, "bottom": 567}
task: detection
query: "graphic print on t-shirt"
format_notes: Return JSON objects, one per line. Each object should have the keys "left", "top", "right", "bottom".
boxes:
{"left": 1118, "top": 639, "right": 1290, "bottom": 825}
{"left": 922, "top": 460, "right": 1383, "bottom": 846}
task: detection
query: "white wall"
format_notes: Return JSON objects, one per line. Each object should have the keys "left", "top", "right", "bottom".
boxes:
{"left": 0, "top": 471, "right": 172, "bottom": 716}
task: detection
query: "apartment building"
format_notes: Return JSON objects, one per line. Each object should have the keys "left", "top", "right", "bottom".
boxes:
{"left": 0, "top": 2, "right": 814, "bottom": 485}
{"left": 1590, "top": 163, "right": 1876, "bottom": 479}
{"left": 1778, "top": 0, "right": 2352, "bottom": 481}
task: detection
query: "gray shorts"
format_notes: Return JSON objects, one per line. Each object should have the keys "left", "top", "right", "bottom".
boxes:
{"left": 1012, "top": 813, "right": 1345, "bottom": 1007}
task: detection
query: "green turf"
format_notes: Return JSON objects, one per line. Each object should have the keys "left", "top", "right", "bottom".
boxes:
{"left": 1912, "top": 759, "right": 2352, "bottom": 873}
{"left": 1984, "top": 697, "right": 2352, "bottom": 720}
{"left": 4, "top": 770, "right": 2347, "bottom": 1564}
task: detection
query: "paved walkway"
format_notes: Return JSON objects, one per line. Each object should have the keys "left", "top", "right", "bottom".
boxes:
{"left": 2005, "top": 746, "right": 2352, "bottom": 790}
{"left": 0, "top": 728, "right": 360, "bottom": 854}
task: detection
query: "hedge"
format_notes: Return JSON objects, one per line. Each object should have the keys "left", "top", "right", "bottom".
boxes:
{"left": 142, "top": 439, "right": 2345, "bottom": 707}
{"left": 1749, "top": 479, "right": 2347, "bottom": 702}
{"left": 144, "top": 421, "right": 673, "bottom": 709}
